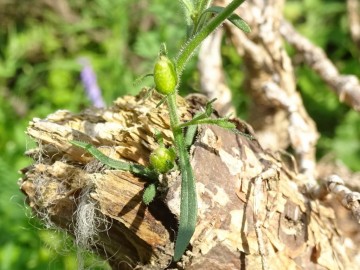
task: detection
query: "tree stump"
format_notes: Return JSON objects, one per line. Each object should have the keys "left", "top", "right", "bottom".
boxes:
{"left": 19, "top": 90, "right": 359, "bottom": 269}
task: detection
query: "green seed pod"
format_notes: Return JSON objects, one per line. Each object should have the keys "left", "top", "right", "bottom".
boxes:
{"left": 143, "top": 183, "right": 156, "bottom": 205}
{"left": 153, "top": 56, "right": 177, "bottom": 95}
{"left": 149, "top": 147, "right": 176, "bottom": 173}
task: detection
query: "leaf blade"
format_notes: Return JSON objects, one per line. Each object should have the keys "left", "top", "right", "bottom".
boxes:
{"left": 203, "top": 6, "right": 251, "bottom": 33}
{"left": 70, "top": 140, "right": 157, "bottom": 180}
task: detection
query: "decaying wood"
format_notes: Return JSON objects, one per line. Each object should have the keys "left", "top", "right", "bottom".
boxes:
{"left": 198, "top": 0, "right": 360, "bottom": 188}
{"left": 198, "top": 29, "right": 236, "bottom": 116}
{"left": 310, "top": 175, "right": 360, "bottom": 223}
{"left": 206, "top": 0, "right": 319, "bottom": 184}
{"left": 20, "top": 90, "right": 360, "bottom": 269}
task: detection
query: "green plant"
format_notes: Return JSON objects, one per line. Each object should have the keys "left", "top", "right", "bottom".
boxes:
{"left": 71, "top": 0, "right": 251, "bottom": 261}
{"left": 1, "top": 0, "right": 359, "bottom": 269}
{"left": 142, "top": 183, "right": 157, "bottom": 205}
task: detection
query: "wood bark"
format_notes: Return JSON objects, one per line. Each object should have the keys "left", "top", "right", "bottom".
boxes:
{"left": 19, "top": 90, "right": 359, "bottom": 269}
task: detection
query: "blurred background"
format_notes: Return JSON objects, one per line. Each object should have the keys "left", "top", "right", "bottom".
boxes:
{"left": 0, "top": 0, "right": 359, "bottom": 269}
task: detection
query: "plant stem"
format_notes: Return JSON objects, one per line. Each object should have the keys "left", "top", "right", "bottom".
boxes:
{"left": 175, "top": 0, "right": 244, "bottom": 74}
{"left": 161, "top": 0, "right": 246, "bottom": 260}
{"left": 167, "top": 93, "right": 197, "bottom": 261}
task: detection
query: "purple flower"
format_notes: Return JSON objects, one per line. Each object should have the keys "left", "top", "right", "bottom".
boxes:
{"left": 78, "top": 57, "right": 105, "bottom": 108}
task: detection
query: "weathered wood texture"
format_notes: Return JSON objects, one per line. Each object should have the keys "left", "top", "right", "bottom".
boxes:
{"left": 20, "top": 91, "right": 358, "bottom": 269}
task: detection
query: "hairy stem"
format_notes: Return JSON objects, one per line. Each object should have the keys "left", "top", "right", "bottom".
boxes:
{"left": 175, "top": 0, "right": 244, "bottom": 74}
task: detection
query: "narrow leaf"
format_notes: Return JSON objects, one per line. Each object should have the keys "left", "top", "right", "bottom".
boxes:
{"left": 173, "top": 148, "right": 197, "bottom": 261}
{"left": 195, "top": 0, "right": 212, "bottom": 13}
{"left": 178, "top": 100, "right": 216, "bottom": 129}
{"left": 203, "top": 6, "right": 251, "bottom": 33}
{"left": 179, "top": 0, "right": 194, "bottom": 14}
{"left": 159, "top": 43, "right": 168, "bottom": 57}
{"left": 143, "top": 183, "right": 157, "bottom": 205}
{"left": 70, "top": 140, "right": 157, "bottom": 180}
{"left": 133, "top": 73, "right": 153, "bottom": 86}
{"left": 154, "top": 129, "right": 165, "bottom": 147}
{"left": 228, "top": 13, "right": 251, "bottom": 33}
{"left": 156, "top": 95, "right": 168, "bottom": 108}
{"left": 143, "top": 87, "right": 154, "bottom": 100}
{"left": 205, "top": 98, "right": 216, "bottom": 116}
{"left": 195, "top": 118, "right": 236, "bottom": 129}
{"left": 185, "top": 125, "right": 198, "bottom": 148}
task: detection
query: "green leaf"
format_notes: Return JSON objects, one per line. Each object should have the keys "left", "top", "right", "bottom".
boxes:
{"left": 195, "top": 0, "right": 212, "bottom": 13}
{"left": 156, "top": 95, "right": 168, "bottom": 108}
{"left": 70, "top": 140, "right": 158, "bottom": 180}
{"left": 228, "top": 14, "right": 251, "bottom": 33}
{"left": 173, "top": 142, "right": 197, "bottom": 261}
{"left": 154, "top": 129, "right": 165, "bottom": 147}
{"left": 185, "top": 125, "right": 198, "bottom": 148}
{"left": 133, "top": 73, "right": 153, "bottom": 87}
{"left": 178, "top": 116, "right": 235, "bottom": 129}
{"left": 205, "top": 98, "right": 216, "bottom": 116}
{"left": 166, "top": 94, "right": 197, "bottom": 261}
{"left": 199, "top": 118, "right": 236, "bottom": 129}
{"left": 180, "top": 0, "right": 194, "bottom": 12}
{"left": 179, "top": 116, "right": 256, "bottom": 140}
{"left": 143, "top": 183, "right": 157, "bottom": 205}
{"left": 178, "top": 99, "right": 216, "bottom": 129}
{"left": 159, "top": 42, "right": 168, "bottom": 57}
{"left": 203, "top": 6, "right": 251, "bottom": 33}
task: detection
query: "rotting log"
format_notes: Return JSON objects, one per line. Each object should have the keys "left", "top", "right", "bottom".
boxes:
{"left": 19, "top": 90, "right": 359, "bottom": 269}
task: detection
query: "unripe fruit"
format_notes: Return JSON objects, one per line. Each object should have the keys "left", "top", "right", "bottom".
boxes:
{"left": 143, "top": 183, "right": 156, "bottom": 205}
{"left": 149, "top": 147, "right": 176, "bottom": 173}
{"left": 153, "top": 56, "right": 177, "bottom": 95}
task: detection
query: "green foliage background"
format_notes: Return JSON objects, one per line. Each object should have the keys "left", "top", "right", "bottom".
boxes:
{"left": 0, "top": 0, "right": 359, "bottom": 269}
